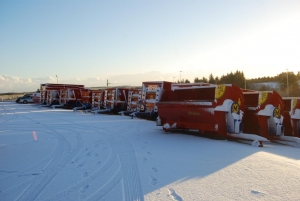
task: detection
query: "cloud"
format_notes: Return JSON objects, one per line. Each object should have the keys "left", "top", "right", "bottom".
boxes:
{"left": 0, "top": 71, "right": 178, "bottom": 93}
{"left": 0, "top": 70, "right": 206, "bottom": 93}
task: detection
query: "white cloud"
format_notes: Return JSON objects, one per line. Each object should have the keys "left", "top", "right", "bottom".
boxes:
{"left": 0, "top": 72, "right": 179, "bottom": 93}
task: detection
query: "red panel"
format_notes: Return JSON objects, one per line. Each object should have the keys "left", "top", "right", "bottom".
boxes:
{"left": 157, "top": 84, "right": 244, "bottom": 136}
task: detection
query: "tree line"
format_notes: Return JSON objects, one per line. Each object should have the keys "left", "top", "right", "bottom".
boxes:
{"left": 177, "top": 70, "right": 300, "bottom": 97}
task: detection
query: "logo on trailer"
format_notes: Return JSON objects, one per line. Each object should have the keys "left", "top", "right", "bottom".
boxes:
{"left": 215, "top": 85, "right": 226, "bottom": 99}
{"left": 273, "top": 107, "right": 281, "bottom": 119}
{"left": 258, "top": 92, "right": 268, "bottom": 105}
{"left": 231, "top": 102, "right": 240, "bottom": 114}
{"left": 292, "top": 98, "right": 297, "bottom": 109}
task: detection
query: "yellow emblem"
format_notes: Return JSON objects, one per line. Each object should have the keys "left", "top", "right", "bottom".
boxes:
{"left": 258, "top": 92, "right": 268, "bottom": 105}
{"left": 215, "top": 85, "right": 226, "bottom": 99}
{"left": 231, "top": 103, "right": 240, "bottom": 114}
{"left": 292, "top": 98, "right": 297, "bottom": 109}
{"left": 273, "top": 107, "right": 281, "bottom": 118}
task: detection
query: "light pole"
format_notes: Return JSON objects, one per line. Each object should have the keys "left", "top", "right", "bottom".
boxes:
{"left": 180, "top": 71, "right": 182, "bottom": 83}
{"left": 286, "top": 69, "right": 289, "bottom": 96}
{"left": 56, "top": 75, "right": 58, "bottom": 84}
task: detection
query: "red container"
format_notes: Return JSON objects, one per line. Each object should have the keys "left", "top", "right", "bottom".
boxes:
{"left": 39, "top": 83, "right": 85, "bottom": 107}
{"left": 126, "top": 88, "right": 142, "bottom": 112}
{"left": 156, "top": 84, "right": 268, "bottom": 146}
{"left": 242, "top": 90, "right": 285, "bottom": 138}
{"left": 90, "top": 90, "right": 105, "bottom": 110}
{"left": 133, "top": 81, "right": 172, "bottom": 119}
{"left": 242, "top": 91, "right": 300, "bottom": 147}
{"left": 157, "top": 84, "right": 242, "bottom": 133}
{"left": 103, "top": 87, "right": 129, "bottom": 113}
{"left": 283, "top": 97, "right": 300, "bottom": 137}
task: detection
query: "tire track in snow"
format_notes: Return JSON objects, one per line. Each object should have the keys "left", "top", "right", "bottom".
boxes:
{"left": 0, "top": 102, "right": 18, "bottom": 123}
{"left": 16, "top": 128, "right": 82, "bottom": 201}
{"left": 35, "top": 112, "right": 144, "bottom": 201}
{"left": 1, "top": 128, "right": 75, "bottom": 201}
{"left": 41, "top": 135, "right": 119, "bottom": 201}
{"left": 43, "top": 123, "right": 144, "bottom": 201}
{"left": 1, "top": 110, "right": 83, "bottom": 201}
{"left": 105, "top": 131, "right": 144, "bottom": 201}
{"left": 1, "top": 105, "right": 144, "bottom": 200}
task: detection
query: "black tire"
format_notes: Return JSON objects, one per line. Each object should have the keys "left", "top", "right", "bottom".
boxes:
{"left": 23, "top": 100, "right": 28, "bottom": 104}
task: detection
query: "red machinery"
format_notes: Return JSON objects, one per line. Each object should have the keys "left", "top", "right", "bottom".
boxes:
{"left": 39, "top": 83, "right": 85, "bottom": 109}
{"left": 119, "top": 88, "right": 142, "bottom": 117}
{"left": 156, "top": 83, "right": 269, "bottom": 147}
{"left": 242, "top": 90, "right": 300, "bottom": 147}
{"left": 83, "top": 89, "right": 106, "bottom": 114}
{"left": 131, "top": 81, "right": 172, "bottom": 119}
{"left": 94, "top": 87, "right": 129, "bottom": 114}
{"left": 282, "top": 97, "right": 300, "bottom": 138}
{"left": 72, "top": 89, "right": 93, "bottom": 111}
{"left": 40, "top": 83, "right": 64, "bottom": 106}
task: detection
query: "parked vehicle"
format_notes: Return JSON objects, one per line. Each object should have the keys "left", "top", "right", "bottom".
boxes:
{"left": 18, "top": 95, "right": 34, "bottom": 104}
{"left": 16, "top": 94, "right": 33, "bottom": 103}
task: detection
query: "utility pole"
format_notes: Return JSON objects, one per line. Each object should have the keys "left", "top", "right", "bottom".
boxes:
{"left": 286, "top": 69, "right": 289, "bottom": 96}
{"left": 107, "top": 79, "right": 111, "bottom": 87}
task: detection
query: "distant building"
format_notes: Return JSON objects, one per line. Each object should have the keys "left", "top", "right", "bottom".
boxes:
{"left": 249, "top": 82, "right": 280, "bottom": 90}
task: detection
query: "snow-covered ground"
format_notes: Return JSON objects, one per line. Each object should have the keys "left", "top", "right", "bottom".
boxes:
{"left": 1, "top": 102, "right": 300, "bottom": 201}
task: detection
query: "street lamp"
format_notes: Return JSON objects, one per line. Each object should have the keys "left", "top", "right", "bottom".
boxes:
{"left": 286, "top": 69, "right": 289, "bottom": 96}
{"left": 56, "top": 75, "right": 58, "bottom": 84}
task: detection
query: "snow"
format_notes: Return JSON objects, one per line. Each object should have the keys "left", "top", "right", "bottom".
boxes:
{"left": 1, "top": 102, "right": 300, "bottom": 201}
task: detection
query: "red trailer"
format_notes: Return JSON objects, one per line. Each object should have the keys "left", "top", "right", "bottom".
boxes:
{"left": 72, "top": 89, "right": 93, "bottom": 111}
{"left": 39, "top": 83, "right": 85, "bottom": 108}
{"left": 94, "top": 87, "right": 129, "bottom": 114}
{"left": 83, "top": 89, "right": 106, "bottom": 113}
{"left": 156, "top": 84, "right": 269, "bottom": 147}
{"left": 242, "top": 91, "right": 300, "bottom": 147}
{"left": 282, "top": 97, "right": 300, "bottom": 138}
{"left": 119, "top": 88, "right": 142, "bottom": 116}
{"left": 132, "top": 81, "right": 172, "bottom": 119}
{"left": 39, "top": 83, "right": 63, "bottom": 106}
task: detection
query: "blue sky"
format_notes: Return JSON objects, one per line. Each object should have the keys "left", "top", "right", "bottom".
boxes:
{"left": 1, "top": 0, "right": 300, "bottom": 93}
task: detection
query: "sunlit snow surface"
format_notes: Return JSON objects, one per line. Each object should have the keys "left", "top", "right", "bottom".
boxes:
{"left": 0, "top": 102, "right": 300, "bottom": 201}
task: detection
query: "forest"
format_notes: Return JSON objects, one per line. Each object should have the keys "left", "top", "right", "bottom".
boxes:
{"left": 178, "top": 70, "right": 300, "bottom": 97}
